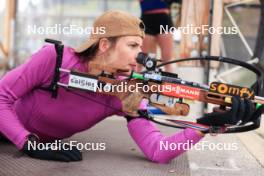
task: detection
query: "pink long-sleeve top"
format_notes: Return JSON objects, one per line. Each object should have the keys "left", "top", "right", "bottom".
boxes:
{"left": 0, "top": 44, "right": 204, "bottom": 163}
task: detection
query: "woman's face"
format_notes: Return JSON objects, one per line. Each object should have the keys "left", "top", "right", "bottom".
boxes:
{"left": 103, "top": 36, "right": 143, "bottom": 74}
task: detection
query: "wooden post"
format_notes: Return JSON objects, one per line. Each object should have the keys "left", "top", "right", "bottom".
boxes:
{"left": 211, "top": 0, "right": 223, "bottom": 56}
{"left": 179, "top": 0, "right": 210, "bottom": 66}
{"left": 210, "top": 0, "right": 223, "bottom": 68}
{"left": 2, "top": 0, "right": 16, "bottom": 66}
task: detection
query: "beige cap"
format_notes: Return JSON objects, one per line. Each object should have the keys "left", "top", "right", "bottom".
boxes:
{"left": 75, "top": 10, "right": 145, "bottom": 53}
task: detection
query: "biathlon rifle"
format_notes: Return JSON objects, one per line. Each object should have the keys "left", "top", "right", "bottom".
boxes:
{"left": 45, "top": 39, "right": 264, "bottom": 133}
{"left": 70, "top": 52, "right": 264, "bottom": 118}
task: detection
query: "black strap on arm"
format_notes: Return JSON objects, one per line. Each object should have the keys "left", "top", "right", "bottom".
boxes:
{"left": 44, "top": 39, "right": 64, "bottom": 98}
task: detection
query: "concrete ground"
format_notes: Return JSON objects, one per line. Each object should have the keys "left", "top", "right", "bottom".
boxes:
{"left": 0, "top": 119, "right": 191, "bottom": 176}
{"left": 1, "top": 118, "right": 264, "bottom": 176}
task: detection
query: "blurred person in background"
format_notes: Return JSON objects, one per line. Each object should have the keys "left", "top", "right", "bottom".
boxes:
{"left": 139, "top": 0, "right": 181, "bottom": 72}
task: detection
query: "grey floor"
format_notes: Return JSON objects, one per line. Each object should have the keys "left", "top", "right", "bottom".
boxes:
{"left": 0, "top": 119, "right": 191, "bottom": 176}
{"left": 1, "top": 118, "right": 264, "bottom": 176}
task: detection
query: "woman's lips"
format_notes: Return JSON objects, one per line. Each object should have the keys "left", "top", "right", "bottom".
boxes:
{"left": 129, "top": 64, "right": 137, "bottom": 70}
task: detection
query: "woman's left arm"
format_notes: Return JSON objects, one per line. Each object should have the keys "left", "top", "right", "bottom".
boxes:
{"left": 110, "top": 85, "right": 204, "bottom": 163}
{"left": 127, "top": 118, "right": 204, "bottom": 164}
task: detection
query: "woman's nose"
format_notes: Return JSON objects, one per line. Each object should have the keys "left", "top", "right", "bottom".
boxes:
{"left": 131, "top": 58, "right": 137, "bottom": 65}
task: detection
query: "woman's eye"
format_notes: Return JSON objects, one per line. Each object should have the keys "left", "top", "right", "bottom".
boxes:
{"left": 130, "top": 44, "right": 137, "bottom": 48}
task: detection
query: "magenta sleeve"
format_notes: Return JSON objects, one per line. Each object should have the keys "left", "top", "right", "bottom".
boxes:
{"left": 127, "top": 118, "right": 204, "bottom": 163}
{"left": 0, "top": 45, "right": 56, "bottom": 149}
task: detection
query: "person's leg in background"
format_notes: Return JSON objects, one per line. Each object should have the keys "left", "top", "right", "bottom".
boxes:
{"left": 137, "top": 34, "right": 157, "bottom": 72}
{"left": 138, "top": 11, "right": 158, "bottom": 72}
{"left": 139, "top": 10, "right": 175, "bottom": 72}
{"left": 157, "top": 33, "right": 174, "bottom": 72}
{"left": 142, "top": 34, "right": 157, "bottom": 54}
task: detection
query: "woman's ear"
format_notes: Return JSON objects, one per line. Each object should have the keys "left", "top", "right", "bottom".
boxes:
{"left": 98, "top": 38, "right": 111, "bottom": 53}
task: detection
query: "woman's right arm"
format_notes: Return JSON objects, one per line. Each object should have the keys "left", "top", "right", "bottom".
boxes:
{"left": 0, "top": 45, "right": 56, "bottom": 149}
